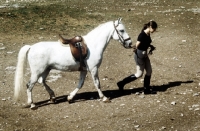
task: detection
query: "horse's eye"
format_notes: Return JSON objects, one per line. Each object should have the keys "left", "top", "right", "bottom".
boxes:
{"left": 120, "top": 30, "right": 124, "bottom": 33}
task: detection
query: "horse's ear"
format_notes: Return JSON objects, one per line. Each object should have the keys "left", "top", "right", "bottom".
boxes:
{"left": 118, "top": 18, "right": 122, "bottom": 23}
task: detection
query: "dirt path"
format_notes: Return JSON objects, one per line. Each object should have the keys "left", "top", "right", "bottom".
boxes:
{"left": 0, "top": 0, "right": 200, "bottom": 130}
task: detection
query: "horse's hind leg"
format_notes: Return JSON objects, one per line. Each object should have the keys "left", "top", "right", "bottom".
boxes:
{"left": 40, "top": 69, "right": 56, "bottom": 103}
{"left": 90, "top": 67, "right": 110, "bottom": 102}
{"left": 26, "top": 74, "right": 38, "bottom": 109}
{"left": 68, "top": 70, "right": 87, "bottom": 102}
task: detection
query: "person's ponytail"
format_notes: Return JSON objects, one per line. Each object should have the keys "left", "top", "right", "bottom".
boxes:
{"left": 142, "top": 20, "right": 157, "bottom": 32}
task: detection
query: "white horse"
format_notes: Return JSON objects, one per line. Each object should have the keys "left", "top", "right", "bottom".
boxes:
{"left": 14, "top": 18, "right": 132, "bottom": 109}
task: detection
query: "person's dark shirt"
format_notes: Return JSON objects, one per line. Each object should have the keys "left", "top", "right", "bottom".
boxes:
{"left": 137, "top": 30, "right": 152, "bottom": 51}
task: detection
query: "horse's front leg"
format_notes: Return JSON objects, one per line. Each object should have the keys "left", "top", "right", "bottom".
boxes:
{"left": 40, "top": 69, "right": 56, "bottom": 103}
{"left": 67, "top": 70, "right": 87, "bottom": 102}
{"left": 90, "top": 67, "right": 110, "bottom": 102}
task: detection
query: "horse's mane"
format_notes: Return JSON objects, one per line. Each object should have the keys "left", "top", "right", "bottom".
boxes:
{"left": 86, "top": 21, "right": 112, "bottom": 37}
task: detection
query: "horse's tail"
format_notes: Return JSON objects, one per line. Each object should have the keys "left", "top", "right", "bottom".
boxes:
{"left": 14, "top": 45, "right": 31, "bottom": 101}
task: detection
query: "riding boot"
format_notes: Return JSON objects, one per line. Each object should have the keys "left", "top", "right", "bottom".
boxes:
{"left": 117, "top": 74, "right": 137, "bottom": 91}
{"left": 143, "top": 75, "right": 156, "bottom": 94}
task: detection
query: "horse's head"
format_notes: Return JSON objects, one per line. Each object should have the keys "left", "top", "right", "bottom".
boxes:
{"left": 112, "top": 18, "right": 132, "bottom": 48}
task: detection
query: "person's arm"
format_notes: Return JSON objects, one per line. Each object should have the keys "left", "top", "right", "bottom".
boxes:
{"left": 135, "top": 41, "right": 141, "bottom": 48}
{"left": 132, "top": 41, "right": 140, "bottom": 52}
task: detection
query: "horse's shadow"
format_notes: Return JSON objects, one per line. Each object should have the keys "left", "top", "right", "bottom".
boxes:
{"left": 35, "top": 80, "right": 193, "bottom": 108}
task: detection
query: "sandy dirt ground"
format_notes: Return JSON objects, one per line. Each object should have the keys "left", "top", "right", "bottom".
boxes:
{"left": 0, "top": 0, "right": 200, "bottom": 130}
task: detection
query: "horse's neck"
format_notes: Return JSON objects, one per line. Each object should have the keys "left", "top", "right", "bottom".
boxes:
{"left": 84, "top": 22, "right": 114, "bottom": 52}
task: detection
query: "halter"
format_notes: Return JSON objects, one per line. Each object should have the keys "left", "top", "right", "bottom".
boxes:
{"left": 113, "top": 21, "right": 131, "bottom": 48}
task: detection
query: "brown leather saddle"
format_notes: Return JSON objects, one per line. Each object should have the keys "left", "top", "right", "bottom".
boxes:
{"left": 59, "top": 34, "right": 88, "bottom": 70}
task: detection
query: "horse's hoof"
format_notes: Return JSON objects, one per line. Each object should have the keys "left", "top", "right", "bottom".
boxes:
{"left": 23, "top": 104, "right": 31, "bottom": 108}
{"left": 30, "top": 104, "right": 38, "bottom": 110}
{"left": 30, "top": 106, "right": 38, "bottom": 110}
{"left": 67, "top": 96, "right": 74, "bottom": 104}
{"left": 68, "top": 100, "right": 74, "bottom": 104}
{"left": 50, "top": 98, "right": 57, "bottom": 104}
{"left": 102, "top": 97, "right": 111, "bottom": 103}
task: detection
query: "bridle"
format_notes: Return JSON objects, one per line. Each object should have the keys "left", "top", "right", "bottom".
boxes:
{"left": 113, "top": 21, "right": 131, "bottom": 48}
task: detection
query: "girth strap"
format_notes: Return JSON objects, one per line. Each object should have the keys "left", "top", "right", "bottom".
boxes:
{"left": 76, "top": 42, "right": 86, "bottom": 70}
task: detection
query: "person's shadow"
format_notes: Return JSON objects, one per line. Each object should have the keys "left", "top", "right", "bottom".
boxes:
{"left": 34, "top": 80, "right": 193, "bottom": 108}
{"left": 103, "top": 80, "right": 194, "bottom": 99}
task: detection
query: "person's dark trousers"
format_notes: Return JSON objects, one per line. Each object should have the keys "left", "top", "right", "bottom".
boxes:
{"left": 143, "top": 75, "right": 156, "bottom": 94}
{"left": 117, "top": 74, "right": 137, "bottom": 91}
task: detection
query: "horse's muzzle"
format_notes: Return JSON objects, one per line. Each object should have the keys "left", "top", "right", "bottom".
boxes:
{"left": 128, "top": 42, "right": 133, "bottom": 48}
{"left": 122, "top": 37, "right": 132, "bottom": 48}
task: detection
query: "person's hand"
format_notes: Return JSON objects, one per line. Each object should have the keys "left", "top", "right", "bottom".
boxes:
{"left": 149, "top": 45, "right": 156, "bottom": 55}
{"left": 132, "top": 45, "right": 137, "bottom": 52}
{"left": 149, "top": 50, "right": 153, "bottom": 55}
